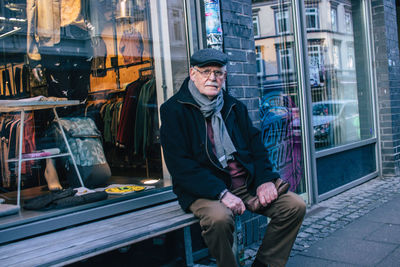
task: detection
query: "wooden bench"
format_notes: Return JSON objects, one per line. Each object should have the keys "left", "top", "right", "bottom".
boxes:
{"left": 0, "top": 201, "right": 244, "bottom": 266}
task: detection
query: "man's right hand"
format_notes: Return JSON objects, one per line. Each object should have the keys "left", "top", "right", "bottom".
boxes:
{"left": 220, "top": 192, "right": 246, "bottom": 215}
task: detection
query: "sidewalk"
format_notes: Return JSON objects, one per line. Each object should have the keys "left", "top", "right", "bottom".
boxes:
{"left": 196, "top": 176, "right": 400, "bottom": 266}
{"left": 244, "top": 176, "right": 400, "bottom": 266}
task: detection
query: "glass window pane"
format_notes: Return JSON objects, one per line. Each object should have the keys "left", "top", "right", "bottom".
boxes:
{"left": 252, "top": 0, "right": 307, "bottom": 198}
{"left": 253, "top": 16, "right": 260, "bottom": 37}
{"left": 307, "top": 0, "right": 374, "bottom": 150}
{"left": 0, "top": 0, "right": 189, "bottom": 226}
{"left": 331, "top": 8, "right": 337, "bottom": 32}
{"left": 306, "top": 7, "right": 319, "bottom": 30}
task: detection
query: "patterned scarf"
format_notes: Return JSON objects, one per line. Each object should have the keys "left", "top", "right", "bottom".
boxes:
{"left": 188, "top": 80, "right": 236, "bottom": 168}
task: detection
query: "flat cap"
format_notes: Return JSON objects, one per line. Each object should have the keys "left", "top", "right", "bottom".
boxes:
{"left": 190, "top": 48, "right": 228, "bottom": 67}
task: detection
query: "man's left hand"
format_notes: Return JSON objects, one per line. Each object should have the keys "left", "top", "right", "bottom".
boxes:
{"left": 256, "top": 182, "right": 278, "bottom": 207}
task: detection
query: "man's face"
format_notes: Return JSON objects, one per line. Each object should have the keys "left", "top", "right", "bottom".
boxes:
{"left": 189, "top": 65, "right": 226, "bottom": 99}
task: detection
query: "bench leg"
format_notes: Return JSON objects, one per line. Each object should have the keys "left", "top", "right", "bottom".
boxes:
{"left": 183, "top": 226, "right": 194, "bottom": 267}
{"left": 234, "top": 216, "right": 245, "bottom": 266}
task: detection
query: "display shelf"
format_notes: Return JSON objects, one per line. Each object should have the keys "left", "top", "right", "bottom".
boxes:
{"left": 0, "top": 100, "right": 84, "bottom": 208}
{"left": 7, "top": 153, "right": 70, "bottom": 163}
{"left": 0, "top": 100, "right": 80, "bottom": 112}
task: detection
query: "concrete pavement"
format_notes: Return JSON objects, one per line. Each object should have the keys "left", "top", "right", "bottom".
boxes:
{"left": 286, "top": 176, "right": 400, "bottom": 266}
{"left": 239, "top": 176, "right": 400, "bottom": 267}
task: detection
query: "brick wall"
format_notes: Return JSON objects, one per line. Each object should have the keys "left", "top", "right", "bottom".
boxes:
{"left": 372, "top": 0, "right": 400, "bottom": 176}
{"left": 220, "top": 0, "right": 266, "bottom": 246}
{"left": 221, "top": 0, "right": 261, "bottom": 128}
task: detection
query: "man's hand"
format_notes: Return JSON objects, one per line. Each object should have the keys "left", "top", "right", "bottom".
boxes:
{"left": 256, "top": 182, "right": 278, "bottom": 207}
{"left": 220, "top": 192, "right": 246, "bottom": 215}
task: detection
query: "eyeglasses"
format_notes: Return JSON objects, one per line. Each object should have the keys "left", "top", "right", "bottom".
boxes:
{"left": 193, "top": 67, "right": 225, "bottom": 79}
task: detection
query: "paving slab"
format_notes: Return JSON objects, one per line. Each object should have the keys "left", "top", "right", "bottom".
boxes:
{"left": 286, "top": 254, "right": 358, "bottom": 267}
{"left": 375, "top": 246, "right": 400, "bottom": 267}
{"left": 358, "top": 194, "right": 400, "bottom": 223}
{"left": 365, "top": 223, "right": 400, "bottom": 244}
{"left": 296, "top": 236, "right": 396, "bottom": 266}
{"left": 329, "top": 220, "right": 382, "bottom": 240}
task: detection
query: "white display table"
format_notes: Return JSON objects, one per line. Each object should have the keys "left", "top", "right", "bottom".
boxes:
{"left": 0, "top": 100, "right": 85, "bottom": 207}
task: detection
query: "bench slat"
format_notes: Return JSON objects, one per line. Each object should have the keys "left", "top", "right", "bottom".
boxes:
{"left": 0, "top": 202, "right": 184, "bottom": 256}
{"left": 0, "top": 201, "right": 199, "bottom": 266}
{"left": 8, "top": 215, "right": 198, "bottom": 267}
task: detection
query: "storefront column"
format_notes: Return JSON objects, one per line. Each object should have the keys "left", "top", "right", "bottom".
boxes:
{"left": 372, "top": 0, "right": 400, "bottom": 176}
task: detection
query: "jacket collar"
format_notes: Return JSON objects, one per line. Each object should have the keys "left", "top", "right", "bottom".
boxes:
{"left": 176, "top": 77, "right": 236, "bottom": 117}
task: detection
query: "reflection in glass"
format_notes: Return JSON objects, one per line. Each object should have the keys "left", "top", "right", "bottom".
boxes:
{"left": 252, "top": 0, "right": 306, "bottom": 196}
{"left": 167, "top": 0, "right": 190, "bottom": 93}
{"left": 306, "top": 0, "right": 373, "bottom": 149}
{"left": 0, "top": 0, "right": 189, "bottom": 222}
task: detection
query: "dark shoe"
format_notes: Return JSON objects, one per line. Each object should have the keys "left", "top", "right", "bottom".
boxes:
{"left": 252, "top": 258, "right": 268, "bottom": 267}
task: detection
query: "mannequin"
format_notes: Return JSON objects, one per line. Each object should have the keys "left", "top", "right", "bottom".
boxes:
{"left": 44, "top": 158, "right": 62, "bottom": 190}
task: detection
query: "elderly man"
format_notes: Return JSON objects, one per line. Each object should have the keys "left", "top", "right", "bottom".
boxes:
{"left": 160, "top": 48, "right": 305, "bottom": 267}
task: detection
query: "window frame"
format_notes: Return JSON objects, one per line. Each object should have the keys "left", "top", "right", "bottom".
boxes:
{"left": 255, "top": 45, "right": 264, "bottom": 76}
{"left": 345, "top": 11, "right": 353, "bottom": 33}
{"left": 331, "top": 7, "right": 337, "bottom": 32}
{"left": 279, "top": 46, "right": 294, "bottom": 73}
{"left": 275, "top": 10, "right": 290, "bottom": 34}
{"left": 305, "top": 7, "right": 319, "bottom": 30}
{"left": 253, "top": 15, "right": 260, "bottom": 37}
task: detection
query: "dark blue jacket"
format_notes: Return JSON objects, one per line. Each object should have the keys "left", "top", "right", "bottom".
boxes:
{"left": 160, "top": 77, "right": 279, "bottom": 211}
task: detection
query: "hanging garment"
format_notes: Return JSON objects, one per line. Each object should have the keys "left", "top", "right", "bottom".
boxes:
{"left": 0, "top": 64, "right": 28, "bottom": 99}
{"left": 116, "top": 78, "right": 146, "bottom": 149}
{"left": 2, "top": 69, "right": 13, "bottom": 97}
{"left": 27, "top": 0, "right": 61, "bottom": 61}
{"left": 26, "top": 0, "right": 87, "bottom": 61}
{"left": 134, "top": 78, "right": 157, "bottom": 158}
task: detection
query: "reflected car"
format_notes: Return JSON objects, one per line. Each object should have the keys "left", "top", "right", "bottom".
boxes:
{"left": 312, "top": 100, "right": 360, "bottom": 146}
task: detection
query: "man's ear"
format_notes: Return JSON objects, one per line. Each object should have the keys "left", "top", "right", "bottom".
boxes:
{"left": 189, "top": 67, "right": 196, "bottom": 81}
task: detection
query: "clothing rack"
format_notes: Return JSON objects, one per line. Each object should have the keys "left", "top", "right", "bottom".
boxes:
{"left": 102, "top": 59, "right": 152, "bottom": 72}
{"left": 89, "top": 89, "right": 125, "bottom": 96}
{"left": 139, "top": 66, "right": 153, "bottom": 78}
{"left": 0, "top": 27, "right": 21, "bottom": 40}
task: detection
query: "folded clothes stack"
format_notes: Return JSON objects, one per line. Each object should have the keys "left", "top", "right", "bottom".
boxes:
{"left": 23, "top": 187, "right": 108, "bottom": 210}
{"left": 22, "top": 148, "right": 61, "bottom": 159}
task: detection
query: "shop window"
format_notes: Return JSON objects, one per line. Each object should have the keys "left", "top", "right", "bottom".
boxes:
{"left": 306, "top": 7, "right": 319, "bottom": 30}
{"left": 275, "top": 10, "right": 290, "bottom": 34}
{"left": 0, "top": 0, "right": 189, "bottom": 230}
{"left": 306, "top": 0, "right": 373, "bottom": 152}
{"left": 253, "top": 0, "right": 306, "bottom": 198}
{"left": 331, "top": 8, "right": 337, "bottom": 32}
{"left": 253, "top": 15, "right": 260, "bottom": 37}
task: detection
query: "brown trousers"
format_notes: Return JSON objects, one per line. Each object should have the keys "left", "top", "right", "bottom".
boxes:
{"left": 189, "top": 187, "right": 306, "bottom": 267}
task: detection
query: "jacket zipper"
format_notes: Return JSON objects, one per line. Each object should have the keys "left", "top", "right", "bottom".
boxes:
{"left": 177, "top": 98, "right": 254, "bottom": 191}
{"left": 204, "top": 120, "right": 227, "bottom": 172}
